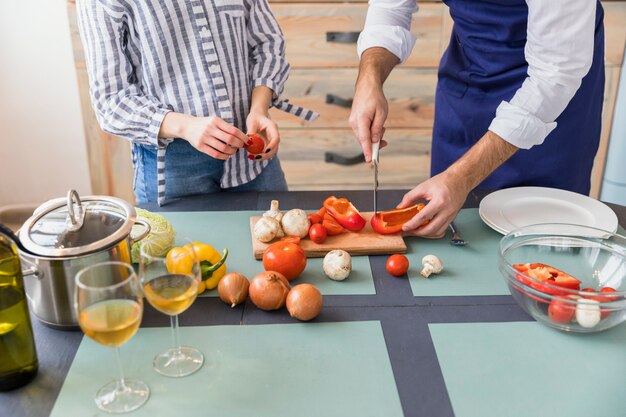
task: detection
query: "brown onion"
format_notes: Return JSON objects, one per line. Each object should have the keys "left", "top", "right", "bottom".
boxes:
{"left": 286, "top": 284, "right": 323, "bottom": 321}
{"left": 249, "top": 271, "right": 291, "bottom": 311}
{"left": 218, "top": 272, "right": 250, "bottom": 308}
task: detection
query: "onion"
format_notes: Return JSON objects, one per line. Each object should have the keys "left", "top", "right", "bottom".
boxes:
{"left": 217, "top": 272, "right": 250, "bottom": 308}
{"left": 249, "top": 271, "right": 291, "bottom": 311}
{"left": 286, "top": 284, "right": 323, "bottom": 321}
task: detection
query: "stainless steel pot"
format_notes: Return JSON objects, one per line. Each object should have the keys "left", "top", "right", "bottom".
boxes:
{"left": 17, "top": 190, "right": 150, "bottom": 329}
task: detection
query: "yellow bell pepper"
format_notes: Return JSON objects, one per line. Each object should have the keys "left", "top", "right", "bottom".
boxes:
{"left": 165, "top": 242, "right": 228, "bottom": 290}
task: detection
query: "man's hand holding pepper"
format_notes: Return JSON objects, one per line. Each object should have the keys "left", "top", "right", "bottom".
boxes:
{"left": 398, "top": 131, "right": 519, "bottom": 238}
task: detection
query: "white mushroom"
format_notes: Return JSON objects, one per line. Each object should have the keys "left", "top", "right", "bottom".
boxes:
{"left": 254, "top": 216, "right": 282, "bottom": 243}
{"left": 575, "top": 298, "right": 601, "bottom": 328}
{"left": 263, "top": 200, "right": 284, "bottom": 223}
{"left": 323, "top": 250, "right": 352, "bottom": 281}
{"left": 420, "top": 255, "right": 443, "bottom": 278}
{"left": 281, "top": 209, "right": 310, "bottom": 238}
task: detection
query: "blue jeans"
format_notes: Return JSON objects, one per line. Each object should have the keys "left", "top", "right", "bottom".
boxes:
{"left": 133, "top": 140, "right": 288, "bottom": 204}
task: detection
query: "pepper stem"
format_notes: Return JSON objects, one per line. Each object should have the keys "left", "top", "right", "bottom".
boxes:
{"left": 200, "top": 248, "right": 229, "bottom": 280}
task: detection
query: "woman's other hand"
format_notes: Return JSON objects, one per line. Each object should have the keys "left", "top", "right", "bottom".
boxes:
{"left": 159, "top": 112, "right": 249, "bottom": 160}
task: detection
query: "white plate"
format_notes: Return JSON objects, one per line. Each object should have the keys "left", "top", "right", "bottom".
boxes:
{"left": 478, "top": 186, "right": 618, "bottom": 235}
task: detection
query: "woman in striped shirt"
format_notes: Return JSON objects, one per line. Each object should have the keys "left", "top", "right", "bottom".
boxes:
{"left": 77, "top": 0, "right": 315, "bottom": 205}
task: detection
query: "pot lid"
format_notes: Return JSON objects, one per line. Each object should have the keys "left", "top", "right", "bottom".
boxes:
{"left": 19, "top": 190, "right": 137, "bottom": 257}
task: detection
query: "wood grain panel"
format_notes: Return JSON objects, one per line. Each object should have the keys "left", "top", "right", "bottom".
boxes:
{"left": 67, "top": 1, "right": 136, "bottom": 203}
{"left": 278, "top": 128, "right": 431, "bottom": 190}
{"left": 591, "top": 65, "right": 622, "bottom": 198}
{"left": 270, "top": 69, "right": 437, "bottom": 128}
{"left": 273, "top": 3, "right": 443, "bottom": 68}
{"left": 250, "top": 212, "right": 407, "bottom": 259}
{"left": 604, "top": 2, "right": 626, "bottom": 66}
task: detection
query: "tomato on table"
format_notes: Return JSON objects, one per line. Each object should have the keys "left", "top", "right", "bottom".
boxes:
{"left": 262, "top": 240, "right": 307, "bottom": 281}
{"left": 386, "top": 254, "right": 409, "bottom": 277}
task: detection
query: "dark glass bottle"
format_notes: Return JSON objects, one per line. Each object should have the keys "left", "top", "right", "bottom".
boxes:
{"left": 0, "top": 228, "right": 38, "bottom": 390}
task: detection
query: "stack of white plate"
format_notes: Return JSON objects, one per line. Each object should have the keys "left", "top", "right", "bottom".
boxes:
{"left": 478, "top": 186, "right": 619, "bottom": 236}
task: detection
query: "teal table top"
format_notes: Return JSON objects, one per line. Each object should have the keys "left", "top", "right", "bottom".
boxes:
{"left": 3, "top": 190, "right": 626, "bottom": 417}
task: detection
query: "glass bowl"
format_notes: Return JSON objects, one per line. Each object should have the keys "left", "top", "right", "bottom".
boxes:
{"left": 499, "top": 223, "right": 626, "bottom": 333}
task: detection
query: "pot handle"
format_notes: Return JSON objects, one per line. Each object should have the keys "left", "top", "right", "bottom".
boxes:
{"left": 19, "top": 256, "right": 41, "bottom": 280}
{"left": 130, "top": 219, "right": 151, "bottom": 243}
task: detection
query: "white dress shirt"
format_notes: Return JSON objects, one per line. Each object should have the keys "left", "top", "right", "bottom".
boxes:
{"left": 357, "top": 0, "right": 597, "bottom": 150}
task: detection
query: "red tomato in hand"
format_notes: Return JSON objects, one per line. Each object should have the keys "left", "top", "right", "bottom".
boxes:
{"left": 548, "top": 296, "right": 576, "bottom": 324}
{"left": 386, "top": 254, "right": 409, "bottom": 277}
{"left": 309, "top": 223, "right": 327, "bottom": 244}
{"left": 245, "top": 133, "right": 265, "bottom": 154}
{"left": 263, "top": 240, "right": 307, "bottom": 281}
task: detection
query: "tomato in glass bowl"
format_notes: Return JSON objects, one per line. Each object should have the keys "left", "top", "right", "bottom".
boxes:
{"left": 499, "top": 223, "right": 626, "bottom": 333}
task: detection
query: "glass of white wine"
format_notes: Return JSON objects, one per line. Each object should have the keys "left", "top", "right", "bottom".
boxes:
{"left": 75, "top": 261, "right": 149, "bottom": 413}
{"left": 139, "top": 239, "right": 203, "bottom": 377}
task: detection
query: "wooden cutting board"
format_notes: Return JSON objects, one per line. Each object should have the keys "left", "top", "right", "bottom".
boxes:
{"left": 250, "top": 212, "right": 406, "bottom": 259}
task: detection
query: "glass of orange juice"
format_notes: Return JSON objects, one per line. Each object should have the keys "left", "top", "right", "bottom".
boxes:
{"left": 75, "top": 261, "right": 149, "bottom": 413}
{"left": 139, "top": 239, "right": 203, "bottom": 377}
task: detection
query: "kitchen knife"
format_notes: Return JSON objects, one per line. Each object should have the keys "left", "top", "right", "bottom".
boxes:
{"left": 372, "top": 141, "right": 380, "bottom": 214}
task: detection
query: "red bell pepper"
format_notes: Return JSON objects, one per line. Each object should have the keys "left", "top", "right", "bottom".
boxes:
{"left": 323, "top": 196, "right": 366, "bottom": 232}
{"left": 513, "top": 263, "right": 581, "bottom": 296}
{"left": 371, "top": 203, "right": 427, "bottom": 234}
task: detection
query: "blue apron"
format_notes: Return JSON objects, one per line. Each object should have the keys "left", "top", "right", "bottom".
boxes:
{"left": 432, "top": 0, "right": 605, "bottom": 194}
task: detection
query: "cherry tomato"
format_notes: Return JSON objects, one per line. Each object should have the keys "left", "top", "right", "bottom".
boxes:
{"left": 245, "top": 133, "right": 265, "bottom": 154}
{"left": 262, "top": 240, "right": 307, "bottom": 281}
{"left": 309, "top": 223, "right": 327, "bottom": 244}
{"left": 548, "top": 296, "right": 576, "bottom": 324}
{"left": 308, "top": 213, "right": 322, "bottom": 224}
{"left": 386, "top": 254, "right": 409, "bottom": 277}
{"left": 596, "top": 287, "right": 618, "bottom": 319}
{"left": 600, "top": 286, "right": 618, "bottom": 300}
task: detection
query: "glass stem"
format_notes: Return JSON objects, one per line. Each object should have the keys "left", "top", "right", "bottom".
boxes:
{"left": 171, "top": 314, "right": 181, "bottom": 353}
{"left": 115, "top": 347, "right": 127, "bottom": 391}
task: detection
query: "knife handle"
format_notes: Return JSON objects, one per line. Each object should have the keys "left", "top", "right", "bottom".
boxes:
{"left": 372, "top": 141, "right": 380, "bottom": 163}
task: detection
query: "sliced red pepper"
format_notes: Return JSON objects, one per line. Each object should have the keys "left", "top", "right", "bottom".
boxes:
{"left": 323, "top": 196, "right": 366, "bottom": 232}
{"left": 322, "top": 212, "right": 345, "bottom": 236}
{"left": 513, "top": 263, "right": 581, "bottom": 296}
{"left": 371, "top": 203, "right": 427, "bottom": 234}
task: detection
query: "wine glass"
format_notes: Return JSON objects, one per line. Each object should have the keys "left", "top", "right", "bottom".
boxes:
{"left": 75, "top": 261, "right": 149, "bottom": 413}
{"left": 139, "top": 240, "right": 204, "bottom": 377}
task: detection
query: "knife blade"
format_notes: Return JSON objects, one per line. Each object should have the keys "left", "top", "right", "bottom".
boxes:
{"left": 372, "top": 141, "right": 380, "bottom": 214}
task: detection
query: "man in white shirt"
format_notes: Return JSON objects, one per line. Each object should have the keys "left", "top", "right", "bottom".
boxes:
{"left": 350, "top": 0, "right": 604, "bottom": 237}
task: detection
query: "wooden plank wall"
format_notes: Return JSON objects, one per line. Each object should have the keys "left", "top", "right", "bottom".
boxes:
{"left": 67, "top": 1, "right": 626, "bottom": 200}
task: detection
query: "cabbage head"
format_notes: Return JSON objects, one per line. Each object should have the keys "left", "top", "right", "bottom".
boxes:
{"left": 131, "top": 208, "right": 176, "bottom": 263}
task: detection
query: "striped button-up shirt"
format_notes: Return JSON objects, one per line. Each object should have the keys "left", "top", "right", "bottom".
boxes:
{"left": 77, "top": 0, "right": 316, "bottom": 205}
